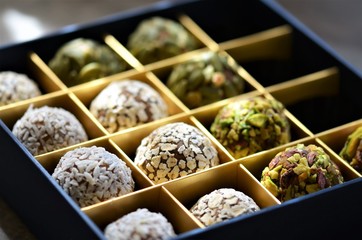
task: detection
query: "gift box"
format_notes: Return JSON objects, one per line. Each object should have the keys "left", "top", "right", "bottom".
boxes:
{"left": 1, "top": 0, "right": 362, "bottom": 239}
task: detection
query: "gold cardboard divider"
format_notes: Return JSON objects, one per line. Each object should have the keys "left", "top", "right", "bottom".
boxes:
{"left": 178, "top": 14, "right": 219, "bottom": 52}
{"left": 28, "top": 52, "right": 68, "bottom": 90}
{"left": 110, "top": 112, "right": 230, "bottom": 186}
{"left": 315, "top": 138, "right": 360, "bottom": 180}
{"left": 28, "top": 52, "right": 64, "bottom": 93}
{"left": 163, "top": 159, "right": 279, "bottom": 227}
{"left": 104, "top": 34, "right": 144, "bottom": 71}
{"left": 266, "top": 67, "right": 339, "bottom": 106}
{"left": 220, "top": 25, "right": 292, "bottom": 62}
{"left": 315, "top": 119, "right": 362, "bottom": 178}
{"left": 36, "top": 136, "right": 153, "bottom": 190}
{"left": 82, "top": 185, "right": 201, "bottom": 234}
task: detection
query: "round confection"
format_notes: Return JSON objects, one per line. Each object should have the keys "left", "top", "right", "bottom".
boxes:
{"left": 12, "top": 105, "right": 88, "bottom": 155}
{"left": 261, "top": 143, "right": 344, "bottom": 202}
{"left": 49, "top": 38, "right": 126, "bottom": 87}
{"left": 166, "top": 52, "right": 245, "bottom": 109}
{"left": 134, "top": 122, "right": 219, "bottom": 184}
{"left": 104, "top": 208, "right": 175, "bottom": 240}
{"left": 52, "top": 146, "right": 135, "bottom": 208}
{"left": 89, "top": 80, "right": 168, "bottom": 133}
{"left": 210, "top": 97, "right": 291, "bottom": 159}
{"left": 0, "top": 71, "right": 41, "bottom": 106}
{"left": 127, "top": 16, "right": 199, "bottom": 64}
{"left": 190, "top": 188, "right": 260, "bottom": 226}
{"left": 340, "top": 126, "right": 362, "bottom": 173}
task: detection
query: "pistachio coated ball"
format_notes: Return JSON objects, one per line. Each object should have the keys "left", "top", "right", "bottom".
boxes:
{"left": 210, "top": 97, "right": 290, "bottom": 158}
{"left": 261, "top": 144, "right": 344, "bottom": 202}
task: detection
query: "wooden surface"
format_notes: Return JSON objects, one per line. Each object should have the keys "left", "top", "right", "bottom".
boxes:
{"left": 0, "top": 0, "right": 361, "bottom": 239}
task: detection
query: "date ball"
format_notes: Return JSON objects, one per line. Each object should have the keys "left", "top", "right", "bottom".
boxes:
{"left": 167, "top": 52, "right": 245, "bottom": 109}
{"left": 261, "top": 143, "right": 344, "bottom": 202}
{"left": 49, "top": 38, "right": 126, "bottom": 86}
{"left": 90, "top": 80, "right": 168, "bottom": 133}
{"left": 104, "top": 208, "right": 175, "bottom": 240}
{"left": 52, "top": 146, "right": 135, "bottom": 207}
{"left": 190, "top": 188, "right": 260, "bottom": 226}
{"left": 127, "top": 16, "right": 199, "bottom": 64}
{"left": 340, "top": 126, "right": 362, "bottom": 173}
{"left": 210, "top": 97, "right": 290, "bottom": 159}
{"left": 12, "top": 105, "right": 88, "bottom": 155}
{"left": 0, "top": 71, "right": 41, "bottom": 106}
{"left": 134, "top": 122, "right": 219, "bottom": 184}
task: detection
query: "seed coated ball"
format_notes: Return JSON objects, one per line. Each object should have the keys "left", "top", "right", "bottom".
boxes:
{"left": 52, "top": 146, "right": 135, "bottom": 208}
{"left": 210, "top": 97, "right": 291, "bottom": 159}
{"left": 12, "top": 105, "right": 88, "bottom": 155}
{"left": 261, "top": 144, "right": 344, "bottom": 202}
{"left": 167, "top": 52, "right": 245, "bottom": 109}
{"left": 190, "top": 188, "right": 260, "bottom": 226}
{"left": 134, "top": 122, "right": 219, "bottom": 184}
{"left": 127, "top": 16, "right": 199, "bottom": 64}
{"left": 90, "top": 80, "right": 168, "bottom": 133}
{"left": 49, "top": 38, "right": 126, "bottom": 86}
{"left": 104, "top": 208, "right": 176, "bottom": 240}
{"left": 0, "top": 71, "right": 41, "bottom": 106}
{"left": 340, "top": 126, "right": 362, "bottom": 173}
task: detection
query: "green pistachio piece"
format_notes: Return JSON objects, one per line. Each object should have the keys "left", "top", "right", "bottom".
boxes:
{"left": 246, "top": 113, "right": 268, "bottom": 128}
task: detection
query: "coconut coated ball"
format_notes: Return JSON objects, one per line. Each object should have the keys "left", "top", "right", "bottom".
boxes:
{"left": 104, "top": 208, "right": 175, "bottom": 240}
{"left": 90, "top": 80, "right": 168, "bottom": 133}
{"left": 0, "top": 71, "right": 41, "bottom": 106}
{"left": 134, "top": 122, "right": 219, "bottom": 184}
{"left": 12, "top": 105, "right": 88, "bottom": 155}
{"left": 190, "top": 188, "right": 260, "bottom": 226}
{"left": 52, "top": 146, "right": 135, "bottom": 207}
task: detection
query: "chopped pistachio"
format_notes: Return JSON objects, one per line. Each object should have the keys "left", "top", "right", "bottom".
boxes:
{"left": 261, "top": 143, "right": 344, "bottom": 202}
{"left": 211, "top": 97, "right": 290, "bottom": 158}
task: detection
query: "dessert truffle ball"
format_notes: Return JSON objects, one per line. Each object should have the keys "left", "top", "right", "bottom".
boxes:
{"left": 127, "top": 16, "right": 199, "bottom": 64}
{"left": 210, "top": 97, "right": 290, "bottom": 159}
{"left": 0, "top": 71, "right": 41, "bottom": 106}
{"left": 167, "top": 52, "right": 245, "bottom": 109}
{"left": 104, "top": 208, "right": 175, "bottom": 240}
{"left": 52, "top": 146, "right": 135, "bottom": 207}
{"left": 12, "top": 105, "right": 88, "bottom": 155}
{"left": 90, "top": 80, "right": 168, "bottom": 133}
{"left": 49, "top": 38, "right": 126, "bottom": 86}
{"left": 134, "top": 122, "right": 219, "bottom": 184}
{"left": 261, "top": 144, "right": 344, "bottom": 202}
{"left": 340, "top": 126, "right": 362, "bottom": 173}
{"left": 190, "top": 188, "right": 260, "bottom": 226}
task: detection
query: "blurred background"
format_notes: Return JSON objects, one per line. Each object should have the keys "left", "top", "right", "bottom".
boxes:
{"left": 0, "top": 0, "right": 361, "bottom": 72}
{"left": 0, "top": 0, "right": 361, "bottom": 239}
